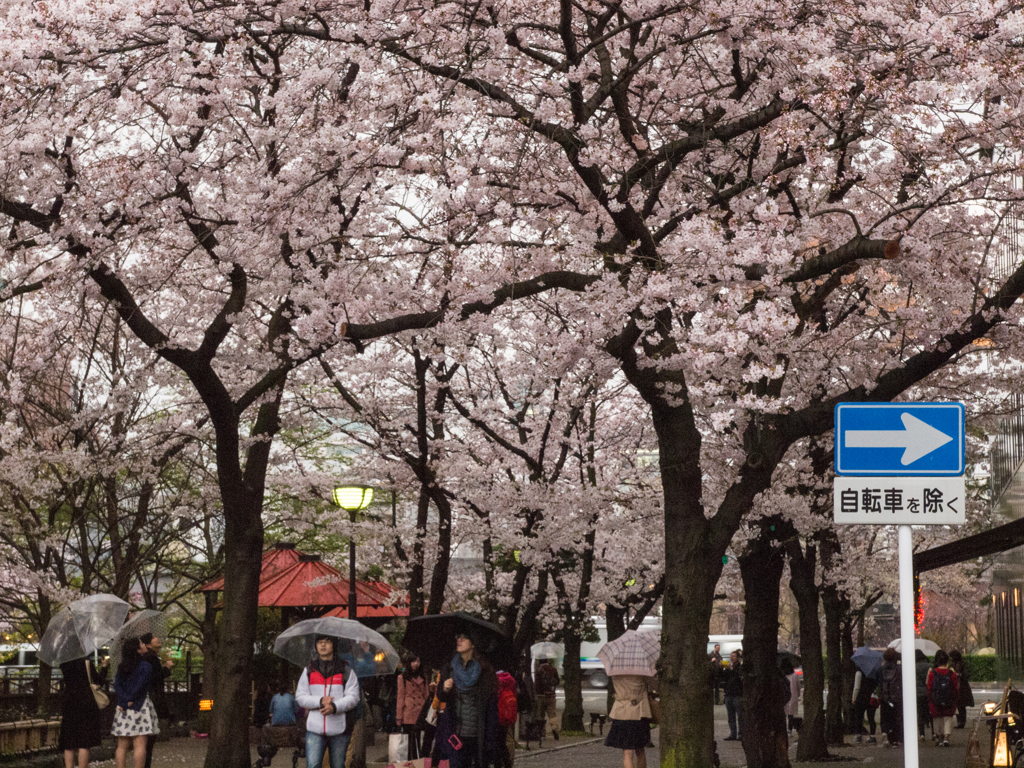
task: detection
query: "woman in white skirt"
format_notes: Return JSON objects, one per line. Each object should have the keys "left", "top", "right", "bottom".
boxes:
{"left": 112, "top": 637, "right": 158, "bottom": 768}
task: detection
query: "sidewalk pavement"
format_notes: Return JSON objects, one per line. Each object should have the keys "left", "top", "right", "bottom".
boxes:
{"left": 92, "top": 692, "right": 993, "bottom": 767}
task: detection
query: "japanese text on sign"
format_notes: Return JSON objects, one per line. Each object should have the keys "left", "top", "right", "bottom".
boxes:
{"left": 833, "top": 476, "right": 965, "bottom": 525}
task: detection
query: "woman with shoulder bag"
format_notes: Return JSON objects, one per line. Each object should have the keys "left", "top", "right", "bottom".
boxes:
{"left": 59, "top": 654, "right": 110, "bottom": 768}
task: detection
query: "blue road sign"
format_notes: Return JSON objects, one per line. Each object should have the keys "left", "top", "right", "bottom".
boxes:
{"left": 834, "top": 402, "right": 965, "bottom": 476}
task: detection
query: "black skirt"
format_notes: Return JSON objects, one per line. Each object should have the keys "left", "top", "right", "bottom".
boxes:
{"left": 604, "top": 718, "right": 651, "bottom": 750}
{"left": 57, "top": 659, "right": 106, "bottom": 750}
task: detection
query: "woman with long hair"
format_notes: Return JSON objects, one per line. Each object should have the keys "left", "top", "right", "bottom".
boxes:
{"left": 434, "top": 632, "right": 499, "bottom": 768}
{"left": 111, "top": 637, "right": 157, "bottom": 768}
{"left": 58, "top": 654, "right": 109, "bottom": 768}
{"left": 397, "top": 656, "right": 429, "bottom": 759}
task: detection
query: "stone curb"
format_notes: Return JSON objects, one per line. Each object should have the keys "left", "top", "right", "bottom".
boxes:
{"left": 516, "top": 736, "right": 605, "bottom": 759}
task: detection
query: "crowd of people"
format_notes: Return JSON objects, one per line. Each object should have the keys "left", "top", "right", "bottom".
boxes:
{"left": 57, "top": 632, "right": 173, "bottom": 768}
{"left": 847, "top": 646, "right": 974, "bottom": 748}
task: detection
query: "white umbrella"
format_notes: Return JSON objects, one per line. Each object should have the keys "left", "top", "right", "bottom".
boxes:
{"left": 597, "top": 630, "right": 660, "bottom": 677}
{"left": 37, "top": 594, "right": 131, "bottom": 667}
{"left": 887, "top": 637, "right": 941, "bottom": 656}
{"left": 274, "top": 617, "right": 400, "bottom": 676}
{"left": 531, "top": 642, "right": 563, "bottom": 660}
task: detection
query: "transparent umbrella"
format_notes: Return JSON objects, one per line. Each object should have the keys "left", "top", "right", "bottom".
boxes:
{"left": 274, "top": 617, "right": 400, "bottom": 677}
{"left": 37, "top": 594, "right": 130, "bottom": 667}
{"left": 109, "top": 610, "right": 168, "bottom": 671}
{"left": 531, "top": 642, "right": 564, "bottom": 660}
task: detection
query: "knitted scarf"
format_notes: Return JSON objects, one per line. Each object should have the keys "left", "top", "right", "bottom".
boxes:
{"left": 450, "top": 653, "right": 481, "bottom": 691}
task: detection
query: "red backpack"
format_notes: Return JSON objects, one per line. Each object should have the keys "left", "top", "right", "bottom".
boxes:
{"left": 496, "top": 672, "right": 518, "bottom": 726}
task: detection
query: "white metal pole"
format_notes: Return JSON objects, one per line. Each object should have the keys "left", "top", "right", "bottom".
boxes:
{"left": 899, "top": 524, "right": 919, "bottom": 767}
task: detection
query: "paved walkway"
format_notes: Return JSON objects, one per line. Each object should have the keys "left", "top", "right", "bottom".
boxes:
{"left": 93, "top": 687, "right": 1001, "bottom": 767}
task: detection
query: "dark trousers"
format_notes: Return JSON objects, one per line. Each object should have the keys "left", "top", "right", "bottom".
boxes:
{"left": 402, "top": 725, "right": 421, "bottom": 759}
{"left": 957, "top": 703, "right": 968, "bottom": 728}
{"left": 917, "top": 695, "right": 931, "bottom": 736}
{"left": 143, "top": 734, "right": 157, "bottom": 768}
{"left": 724, "top": 695, "right": 743, "bottom": 738}
{"left": 880, "top": 702, "right": 902, "bottom": 745}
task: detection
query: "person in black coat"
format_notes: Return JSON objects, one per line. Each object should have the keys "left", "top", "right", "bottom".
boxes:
{"left": 58, "top": 655, "right": 110, "bottom": 768}
{"left": 434, "top": 632, "right": 500, "bottom": 768}
{"left": 138, "top": 633, "right": 173, "bottom": 768}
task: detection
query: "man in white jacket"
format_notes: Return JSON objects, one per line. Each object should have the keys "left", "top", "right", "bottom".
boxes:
{"left": 296, "top": 636, "right": 362, "bottom": 768}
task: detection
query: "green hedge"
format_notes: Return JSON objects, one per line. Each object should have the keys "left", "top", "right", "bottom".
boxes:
{"left": 964, "top": 655, "right": 1024, "bottom": 683}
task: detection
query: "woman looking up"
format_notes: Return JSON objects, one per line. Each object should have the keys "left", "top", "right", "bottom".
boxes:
{"left": 435, "top": 632, "right": 499, "bottom": 768}
{"left": 111, "top": 638, "right": 156, "bottom": 768}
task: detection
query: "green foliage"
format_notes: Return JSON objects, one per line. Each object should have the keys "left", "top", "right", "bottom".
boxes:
{"left": 964, "top": 655, "right": 1024, "bottom": 683}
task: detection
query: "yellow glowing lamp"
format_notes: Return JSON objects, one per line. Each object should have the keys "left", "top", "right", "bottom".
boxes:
{"left": 374, "top": 652, "right": 386, "bottom": 663}
{"left": 984, "top": 702, "right": 998, "bottom": 715}
{"left": 333, "top": 486, "right": 374, "bottom": 511}
{"left": 993, "top": 729, "right": 1010, "bottom": 766}
{"left": 199, "top": 699, "right": 214, "bottom": 711}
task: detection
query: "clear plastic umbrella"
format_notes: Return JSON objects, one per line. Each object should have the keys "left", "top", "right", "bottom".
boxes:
{"left": 109, "top": 610, "right": 168, "bottom": 671}
{"left": 274, "top": 617, "right": 400, "bottom": 676}
{"left": 37, "top": 594, "right": 131, "bottom": 667}
{"left": 531, "top": 642, "right": 564, "bottom": 660}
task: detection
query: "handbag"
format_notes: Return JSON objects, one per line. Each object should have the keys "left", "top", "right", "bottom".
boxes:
{"left": 388, "top": 732, "right": 410, "bottom": 763}
{"left": 647, "top": 693, "right": 660, "bottom": 725}
{"left": 86, "top": 659, "right": 109, "bottom": 709}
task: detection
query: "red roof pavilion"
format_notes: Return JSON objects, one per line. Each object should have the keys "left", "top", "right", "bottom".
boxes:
{"left": 200, "top": 542, "right": 408, "bottom": 620}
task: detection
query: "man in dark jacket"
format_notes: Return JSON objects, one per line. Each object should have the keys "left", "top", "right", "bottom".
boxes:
{"left": 534, "top": 659, "right": 560, "bottom": 740}
{"left": 139, "top": 633, "right": 174, "bottom": 768}
{"left": 721, "top": 651, "right": 743, "bottom": 741}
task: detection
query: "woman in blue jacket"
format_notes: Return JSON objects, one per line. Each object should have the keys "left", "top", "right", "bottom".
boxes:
{"left": 111, "top": 638, "right": 156, "bottom": 768}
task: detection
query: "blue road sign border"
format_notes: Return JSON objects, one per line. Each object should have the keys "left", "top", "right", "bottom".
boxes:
{"left": 834, "top": 402, "right": 965, "bottom": 477}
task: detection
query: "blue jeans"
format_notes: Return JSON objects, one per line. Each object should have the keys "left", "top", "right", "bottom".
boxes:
{"left": 305, "top": 731, "right": 350, "bottom": 768}
{"left": 724, "top": 695, "right": 743, "bottom": 739}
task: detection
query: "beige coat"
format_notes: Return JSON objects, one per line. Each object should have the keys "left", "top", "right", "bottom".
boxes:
{"left": 609, "top": 675, "right": 656, "bottom": 721}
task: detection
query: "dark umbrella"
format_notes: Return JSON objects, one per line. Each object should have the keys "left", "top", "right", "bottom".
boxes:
{"left": 851, "top": 646, "right": 884, "bottom": 681}
{"left": 402, "top": 612, "right": 517, "bottom": 672}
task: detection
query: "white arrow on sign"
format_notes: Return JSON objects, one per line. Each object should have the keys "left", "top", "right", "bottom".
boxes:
{"left": 844, "top": 412, "right": 953, "bottom": 465}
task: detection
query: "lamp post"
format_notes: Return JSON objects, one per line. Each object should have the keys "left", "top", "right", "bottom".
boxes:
{"left": 332, "top": 485, "right": 375, "bottom": 620}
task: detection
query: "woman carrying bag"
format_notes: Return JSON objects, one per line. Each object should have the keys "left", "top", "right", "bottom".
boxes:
{"left": 59, "top": 655, "right": 110, "bottom": 768}
{"left": 397, "top": 656, "right": 430, "bottom": 759}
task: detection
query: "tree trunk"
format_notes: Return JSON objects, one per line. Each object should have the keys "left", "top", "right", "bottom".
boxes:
{"left": 35, "top": 595, "right": 52, "bottom": 716}
{"left": 739, "top": 534, "right": 789, "bottom": 768}
{"left": 561, "top": 630, "right": 584, "bottom": 732}
{"left": 204, "top": 499, "right": 265, "bottom": 768}
{"left": 606, "top": 605, "right": 626, "bottom": 714}
{"left": 201, "top": 591, "right": 219, "bottom": 700}
{"left": 840, "top": 618, "right": 856, "bottom": 739}
{"left": 787, "top": 542, "right": 828, "bottom": 761}
{"left": 822, "top": 585, "right": 846, "bottom": 745}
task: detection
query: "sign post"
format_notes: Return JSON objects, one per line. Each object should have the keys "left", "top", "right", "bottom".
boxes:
{"left": 834, "top": 402, "right": 965, "bottom": 768}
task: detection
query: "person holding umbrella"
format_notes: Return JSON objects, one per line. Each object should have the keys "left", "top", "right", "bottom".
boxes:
{"left": 295, "top": 635, "right": 362, "bottom": 768}
{"left": 112, "top": 636, "right": 158, "bottom": 768}
{"left": 596, "top": 630, "right": 659, "bottom": 768}
{"left": 434, "top": 631, "right": 500, "bottom": 768}
{"left": 37, "top": 594, "right": 130, "bottom": 768}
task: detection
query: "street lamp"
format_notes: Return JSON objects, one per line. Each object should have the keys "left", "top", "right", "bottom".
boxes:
{"left": 333, "top": 485, "right": 375, "bottom": 620}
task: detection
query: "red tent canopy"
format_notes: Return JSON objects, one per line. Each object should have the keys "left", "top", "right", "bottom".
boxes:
{"left": 200, "top": 542, "right": 408, "bottom": 617}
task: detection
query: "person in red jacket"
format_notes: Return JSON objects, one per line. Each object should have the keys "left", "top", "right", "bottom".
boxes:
{"left": 397, "top": 657, "right": 429, "bottom": 759}
{"left": 926, "top": 649, "right": 959, "bottom": 748}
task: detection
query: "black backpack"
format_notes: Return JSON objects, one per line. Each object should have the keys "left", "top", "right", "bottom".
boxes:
{"left": 931, "top": 670, "right": 956, "bottom": 709}
{"left": 878, "top": 665, "right": 901, "bottom": 705}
